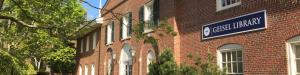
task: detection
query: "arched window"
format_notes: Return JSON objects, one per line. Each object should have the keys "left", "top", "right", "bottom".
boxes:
{"left": 91, "top": 64, "right": 95, "bottom": 75}
{"left": 85, "top": 65, "right": 88, "bottom": 75}
{"left": 107, "top": 48, "right": 114, "bottom": 75}
{"left": 287, "top": 36, "right": 300, "bottom": 75}
{"left": 79, "top": 65, "right": 82, "bottom": 75}
{"left": 147, "top": 49, "right": 156, "bottom": 73}
{"left": 119, "top": 44, "right": 133, "bottom": 75}
{"left": 217, "top": 44, "right": 243, "bottom": 75}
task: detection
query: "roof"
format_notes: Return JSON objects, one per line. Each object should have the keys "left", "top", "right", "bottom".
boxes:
{"left": 72, "top": 20, "right": 102, "bottom": 39}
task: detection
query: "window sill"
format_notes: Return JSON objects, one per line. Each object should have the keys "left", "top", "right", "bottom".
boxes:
{"left": 121, "top": 36, "right": 132, "bottom": 41}
{"left": 106, "top": 42, "right": 113, "bottom": 46}
{"left": 143, "top": 29, "right": 154, "bottom": 34}
{"left": 216, "top": 2, "right": 241, "bottom": 12}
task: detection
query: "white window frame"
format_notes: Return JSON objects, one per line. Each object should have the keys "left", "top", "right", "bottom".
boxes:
{"left": 107, "top": 57, "right": 113, "bottom": 75}
{"left": 91, "top": 64, "right": 95, "bottom": 75}
{"left": 121, "top": 14, "right": 131, "bottom": 40}
{"left": 80, "top": 39, "right": 84, "bottom": 53}
{"left": 287, "top": 36, "right": 300, "bottom": 75}
{"left": 93, "top": 32, "right": 97, "bottom": 49}
{"left": 107, "top": 49, "right": 114, "bottom": 75}
{"left": 86, "top": 36, "right": 90, "bottom": 52}
{"left": 216, "top": 0, "right": 241, "bottom": 11}
{"left": 217, "top": 44, "right": 243, "bottom": 75}
{"left": 143, "top": 0, "right": 154, "bottom": 33}
{"left": 106, "top": 23, "right": 113, "bottom": 45}
{"left": 147, "top": 49, "right": 156, "bottom": 73}
{"left": 85, "top": 65, "right": 88, "bottom": 75}
{"left": 79, "top": 65, "right": 82, "bottom": 75}
{"left": 119, "top": 44, "right": 133, "bottom": 75}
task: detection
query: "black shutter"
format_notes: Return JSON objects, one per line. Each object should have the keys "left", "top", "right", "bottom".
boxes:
{"left": 111, "top": 21, "right": 115, "bottom": 42}
{"left": 128, "top": 12, "right": 132, "bottom": 36}
{"left": 139, "top": 6, "right": 144, "bottom": 32}
{"left": 153, "top": 0, "right": 159, "bottom": 26}
{"left": 105, "top": 25, "right": 107, "bottom": 44}
{"left": 120, "top": 18, "right": 123, "bottom": 40}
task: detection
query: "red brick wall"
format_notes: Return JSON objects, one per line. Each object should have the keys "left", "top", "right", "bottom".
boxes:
{"left": 76, "top": 28, "right": 101, "bottom": 75}
{"left": 100, "top": 0, "right": 176, "bottom": 75}
{"left": 175, "top": 0, "right": 300, "bottom": 74}
{"left": 77, "top": 0, "right": 300, "bottom": 75}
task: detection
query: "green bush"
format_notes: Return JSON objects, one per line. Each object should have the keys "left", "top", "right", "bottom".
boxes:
{"left": 148, "top": 48, "right": 225, "bottom": 75}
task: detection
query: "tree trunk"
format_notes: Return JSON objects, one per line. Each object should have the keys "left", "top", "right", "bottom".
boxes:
{"left": 34, "top": 57, "right": 41, "bottom": 72}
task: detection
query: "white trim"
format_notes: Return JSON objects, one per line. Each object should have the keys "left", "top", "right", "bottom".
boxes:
{"left": 143, "top": 1, "right": 154, "bottom": 33}
{"left": 86, "top": 36, "right": 90, "bottom": 52}
{"left": 202, "top": 10, "right": 267, "bottom": 40}
{"left": 216, "top": 0, "right": 241, "bottom": 11}
{"left": 93, "top": 32, "right": 97, "bottom": 49}
{"left": 80, "top": 39, "right": 84, "bottom": 53}
{"left": 119, "top": 44, "right": 133, "bottom": 75}
{"left": 84, "top": 65, "right": 88, "bottom": 75}
{"left": 107, "top": 23, "right": 113, "bottom": 44}
{"left": 287, "top": 36, "right": 300, "bottom": 75}
{"left": 79, "top": 65, "right": 82, "bottom": 75}
{"left": 147, "top": 49, "right": 156, "bottom": 73}
{"left": 121, "top": 14, "right": 131, "bottom": 40}
{"left": 217, "top": 44, "right": 243, "bottom": 74}
{"left": 91, "top": 64, "right": 95, "bottom": 75}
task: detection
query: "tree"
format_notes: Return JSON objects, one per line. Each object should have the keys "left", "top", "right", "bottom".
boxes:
{"left": 0, "top": 0, "right": 86, "bottom": 74}
{"left": 148, "top": 48, "right": 225, "bottom": 75}
{"left": 148, "top": 48, "right": 179, "bottom": 75}
{"left": 185, "top": 51, "right": 225, "bottom": 75}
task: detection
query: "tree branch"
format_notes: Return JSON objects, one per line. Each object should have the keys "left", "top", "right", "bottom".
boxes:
{"left": 0, "top": 15, "right": 37, "bottom": 28}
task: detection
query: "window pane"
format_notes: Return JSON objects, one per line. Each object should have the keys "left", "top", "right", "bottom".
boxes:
{"left": 222, "top": 63, "right": 226, "bottom": 69}
{"left": 233, "top": 62, "right": 237, "bottom": 73}
{"left": 227, "top": 52, "right": 231, "bottom": 62}
{"left": 231, "top": 0, "right": 236, "bottom": 4}
{"left": 227, "top": 63, "right": 232, "bottom": 73}
{"left": 297, "top": 59, "right": 300, "bottom": 73}
{"left": 237, "top": 51, "right": 242, "bottom": 61}
{"left": 222, "top": 0, "right": 226, "bottom": 6}
{"left": 226, "top": 0, "right": 231, "bottom": 5}
{"left": 296, "top": 45, "right": 300, "bottom": 58}
{"left": 238, "top": 62, "right": 243, "bottom": 73}
{"left": 222, "top": 52, "right": 226, "bottom": 62}
{"left": 232, "top": 51, "right": 236, "bottom": 61}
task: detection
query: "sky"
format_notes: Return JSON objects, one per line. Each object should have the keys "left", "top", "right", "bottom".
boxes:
{"left": 82, "top": 0, "right": 107, "bottom": 20}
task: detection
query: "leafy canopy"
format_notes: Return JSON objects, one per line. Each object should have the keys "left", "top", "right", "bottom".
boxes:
{"left": 0, "top": 0, "right": 86, "bottom": 74}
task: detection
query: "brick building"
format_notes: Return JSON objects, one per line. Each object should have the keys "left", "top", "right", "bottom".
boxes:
{"left": 76, "top": 0, "right": 300, "bottom": 75}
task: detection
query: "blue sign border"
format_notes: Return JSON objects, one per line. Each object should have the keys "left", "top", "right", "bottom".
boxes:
{"left": 202, "top": 10, "right": 267, "bottom": 40}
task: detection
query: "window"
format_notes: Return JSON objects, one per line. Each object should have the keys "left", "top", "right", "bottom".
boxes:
{"left": 119, "top": 44, "right": 133, "bottom": 75}
{"left": 107, "top": 49, "right": 114, "bottom": 75}
{"left": 287, "top": 36, "right": 300, "bottom": 75}
{"left": 79, "top": 65, "right": 82, "bottom": 75}
{"left": 106, "top": 22, "right": 114, "bottom": 45}
{"left": 91, "top": 64, "right": 95, "bottom": 75}
{"left": 147, "top": 50, "right": 156, "bottom": 73}
{"left": 216, "top": 0, "right": 241, "bottom": 11}
{"left": 144, "top": 1, "right": 154, "bottom": 33}
{"left": 125, "top": 64, "right": 132, "bottom": 75}
{"left": 85, "top": 65, "right": 88, "bottom": 75}
{"left": 217, "top": 44, "right": 243, "bottom": 75}
{"left": 120, "top": 12, "right": 132, "bottom": 40}
{"left": 86, "top": 36, "right": 90, "bottom": 52}
{"left": 93, "top": 32, "right": 97, "bottom": 49}
{"left": 80, "top": 39, "right": 84, "bottom": 53}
